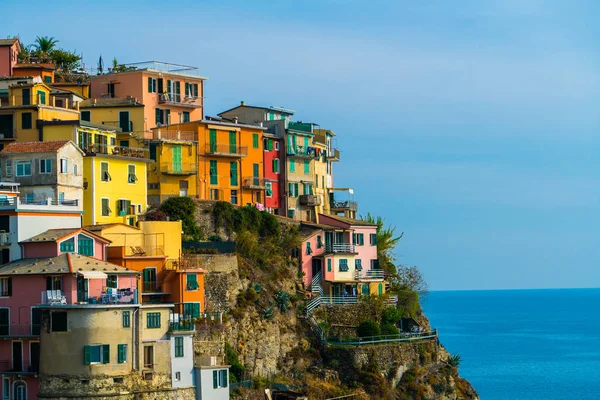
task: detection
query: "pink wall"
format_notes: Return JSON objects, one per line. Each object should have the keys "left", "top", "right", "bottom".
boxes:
{"left": 300, "top": 231, "right": 325, "bottom": 286}
{"left": 322, "top": 255, "right": 335, "bottom": 282}
{"left": 22, "top": 242, "right": 58, "bottom": 258}
{"left": 263, "top": 138, "right": 282, "bottom": 211}
{"left": 63, "top": 274, "right": 76, "bottom": 304}
{"left": 352, "top": 226, "right": 378, "bottom": 271}
{"left": 0, "top": 42, "right": 19, "bottom": 77}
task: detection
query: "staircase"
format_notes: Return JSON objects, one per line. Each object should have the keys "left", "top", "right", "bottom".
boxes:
{"left": 310, "top": 271, "right": 323, "bottom": 297}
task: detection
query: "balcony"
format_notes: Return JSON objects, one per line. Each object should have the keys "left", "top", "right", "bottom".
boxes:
{"left": 81, "top": 143, "right": 149, "bottom": 159}
{"left": 205, "top": 143, "right": 247, "bottom": 158}
{"left": 40, "top": 288, "right": 138, "bottom": 306}
{"left": 329, "top": 148, "right": 340, "bottom": 162}
{"left": 355, "top": 269, "right": 385, "bottom": 281}
{"left": 161, "top": 162, "right": 197, "bottom": 175}
{"left": 158, "top": 93, "right": 202, "bottom": 108}
{"left": 168, "top": 320, "right": 195, "bottom": 332}
{"left": 299, "top": 194, "right": 321, "bottom": 206}
{"left": 330, "top": 200, "right": 358, "bottom": 212}
{"left": 143, "top": 280, "right": 159, "bottom": 293}
{"left": 242, "top": 177, "right": 267, "bottom": 190}
{"left": 101, "top": 120, "right": 133, "bottom": 133}
{"left": 288, "top": 121, "right": 313, "bottom": 133}
{"left": 325, "top": 243, "right": 356, "bottom": 253}
{"left": 0, "top": 196, "right": 80, "bottom": 212}
{"left": 0, "top": 359, "right": 38, "bottom": 375}
{"left": 151, "top": 129, "right": 196, "bottom": 141}
{"left": 0, "top": 323, "right": 40, "bottom": 338}
{"left": 286, "top": 145, "right": 319, "bottom": 159}
{"left": 124, "top": 246, "right": 164, "bottom": 257}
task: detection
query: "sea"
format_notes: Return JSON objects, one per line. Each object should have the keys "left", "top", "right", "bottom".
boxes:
{"left": 422, "top": 289, "right": 600, "bottom": 400}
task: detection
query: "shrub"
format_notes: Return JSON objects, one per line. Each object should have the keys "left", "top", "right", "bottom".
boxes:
{"left": 357, "top": 321, "right": 380, "bottom": 337}
{"left": 395, "top": 289, "right": 420, "bottom": 317}
{"left": 381, "top": 306, "right": 403, "bottom": 325}
{"left": 208, "top": 234, "right": 223, "bottom": 242}
{"left": 245, "top": 287, "right": 258, "bottom": 302}
{"left": 448, "top": 354, "right": 461, "bottom": 368}
{"left": 159, "top": 197, "right": 200, "bottom": 239}
{"left": 144, "top": 208, "right": 168, "bottom": 221}
{"left": 224, "top": 343, "right": 245, "bottom": 381}
{"left": 380, "top": 323, "right": 399, "bottom": 335}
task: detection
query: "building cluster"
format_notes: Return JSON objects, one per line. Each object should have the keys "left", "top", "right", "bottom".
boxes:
{"left": 0, "top": 37, "right": 385, "bottom": 399}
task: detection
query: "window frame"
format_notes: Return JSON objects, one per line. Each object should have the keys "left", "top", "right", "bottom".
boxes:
{"left": 122, "top": 311, "right": 130, "bottom": 328}
{"left": 100, "top": 162, "right": 111, "bottom": 182}
{"left": 21, "top": 112, "right": 32, "bottom": 130}
{"left": 146, "top": 312, "right": 161, "bottom": 329}
{"left": 59, "top": 158, "right": 68, "bottom": 174}
{"left": 15, "top": 161, "right": 32, "bottom": 177}
{"left": 39, "top": 159, "right": 52, "bottom": 174}
{"left": 127, "top": 164, "right": 137, "bottom": 184}
{"left": 0, "top": 277, "right": 11, "bottom": 297}
{"left": 174, "top": 336, "right": 184, "bottom": 358}
{"left": 101, "top": 198, "right": 111, "bottom": 216}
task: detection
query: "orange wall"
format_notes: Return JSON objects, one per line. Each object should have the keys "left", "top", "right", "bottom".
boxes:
{"left": 164, "top": 270, "right": 205, "bottom": 312}
{"left": 13, "top": 67, "right": 54, "bottom": 83}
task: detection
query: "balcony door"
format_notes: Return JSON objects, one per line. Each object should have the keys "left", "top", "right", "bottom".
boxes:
{"left": 172, "top": 146, "right": 182, "bottom": 173}
{"left": 143, "top": 268, "right": 157, "bottom": 292}
{"left": 77, "top": 276, "right": 88, "bottom": 302}
{"left": 311, "top": 259, "right": 322, "bottom": 278}
{"left": 30, "top": 342, "right": 40, "bottom": 373}
{"left": 12, "top": 341, "right": 23, "bottom": 371}
{"left": 119, "top": 111, "right": 130, "bottom": 133}
{"left": 334, "top": 232, "right": 344, "bottom": 244}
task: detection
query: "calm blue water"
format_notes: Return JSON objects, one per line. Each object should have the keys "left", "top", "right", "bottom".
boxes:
{"left": 422, "top": 289, "right": 600, "bottom": 400}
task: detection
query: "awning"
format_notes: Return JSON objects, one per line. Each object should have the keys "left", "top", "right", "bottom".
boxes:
{"left": 76, "top": 270, "right": 108, "bottom": 279}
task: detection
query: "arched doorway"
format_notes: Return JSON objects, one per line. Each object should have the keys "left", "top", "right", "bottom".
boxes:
{"left": 13, "top": 380, "right": 27, "bottom": 400}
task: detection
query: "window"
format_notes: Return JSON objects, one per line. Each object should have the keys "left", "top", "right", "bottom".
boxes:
{"left": 2, "top": 377, "right": 9, "bottom": 400}
{"left": 183, "top": 303, "right": 201, "bottom": 319}
{"left": 355, "top": 259, "right": 363, "bottom": 271}
{"left": 118, "top": 344, "right": 128, "bottom": 363}
{"left": 288, "top": 182, "right": 299, "bottom": 198}
{"left": 174, "top": 337, "right": 184, "bottom": 357}
{"left": 287, "top": 209, "right": 295, "bottom": 219}
{"left": 273, "top": 158, "right": 280, "bottom": 174}
{"left": 117, "top": 199, "right": 132, "bottom": 216}
{"left": 13, "top": 382, "right": 26, "bottom": 400}
{"left": 22, "top": 88, "right": 30, "bottom": 105}
{"left": 229, "top": 131, "right": 237, "bottom": 153}
{"left": 78, "top": 235, "right": 94, "bottom": 256}
{"left": 353, "top": 233, "right": 364, "bottom": 246}
{"left": 303, "top": 183, "right": 312, "bottom": 195}
{"left": 266, "top": 182, "right": 273, "bottom": 198}
{"left": 209, "top": 129, "right": 217, "bottom": 152}
{"left": 144, "top": 345, "right": 154, "bottom": 368}
{"left": 0, "top": 277, "right": 11, "bottom": 296}
{"left": 46, "top": 276, "right": 62, "bottom": 291}
{"left": 306, "top": 242, "right": 312, "bottom": 255}
{"left": 106, "top": 275, "right": 118, "bottom": 288}
{"left": 147, "top": 312, "right": 161, "bottom": 329}
{"left": 230, "top": 189, "right": 238, "bottom": 205}
{"left": 0, "top": 309, "right": 7, "bottom": 335}
{"left": 5, "top": 161, "right": 11, "bottom": 177}
{"left": 230, "top": 161, "right": 238, "bottom": 186}
{"left": 317, "top": 236, "right": 323, "bottom": 249}
{"left": 122, "top": 311, "right": 130, "bottom": 328}
{"left": 275, "top": 141, "right": 280, "bottom": 151}
{"left": 21, "top": 112, "right": 32, "bottom": 130}
{"left": 148, "top": 77, "right": 157, "bottom": 93}
{"left": 15, "top": 161, "right": 31, "bottom": 177}
{"left": 304, "top": 159, "right": 310, "bottom": 175}
{"left": 175, "top": 372, "right": 181, "bottom": 382}
{"left": 370, "top": 234, "right": 377, "bottom": 245}
{"left": 290, "top": 159, "right": 295, "bottom": 173}
{"left": 73, "top": 164, "right": 77, "bottom": 175}
{"left": 60, "top": 158, "right": 68, "bottom": 174}
{"left": 186, "top": 274, "right": 199, "bottom": 291}
{"left": 371, "top": 260, "right": 379, "bottom": 270}
{"left": 339, "top": 259, "right": 349, "bottom": 272}
{"left": 51, "top": 312, "right": 67, "bottom": 332}
{"left": 128, "top": 165, "right": 137, "bottom": 183}
{"left": 182, "top": 111, "right": 190, "bottom": 123}
{"left": 37, "top": 159, "right": 51, "bottom": 174}
{"left": 84, "top": 344, "right": 109, "bottom": 365}
{"left": 327, "top": 258, "right": 332, "bottom": 272}
{"left": 81, "top": 110, "right": 91, "bottom": 122}
{"left": 213, "top": 369, "right": 228, "bottom": 388}
{"left": 252, "top": 133, "right": 259, "bottom": 149}
{"left": 209, "top": 160, "right": 218, "bottom": 185}
{"left": 101, "top": 198, "right": 111, "bottom": 216}
{"left": 59, "top": 238, "right": 75, "bottom": 253}
{"left": 100, "top": 162, "right": 111, "bottom": 181}
{"left": 37, "top": 90, "right": 46, "bottom": 105}
{"left": 24, "top": 193, "right": 34, "bottom": 203}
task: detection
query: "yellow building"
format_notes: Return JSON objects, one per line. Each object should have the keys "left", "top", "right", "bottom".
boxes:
{"left": 147, "top": 127, "right": 198, "bottom": 207}
{"left": 0, "top": 81, "right": 79, "bottom": 146}
{"left": 50, "top": 82, "right": 91, "bottom": 99}
{"left": 79, "top": 97, "right": 147, "bottom": 149}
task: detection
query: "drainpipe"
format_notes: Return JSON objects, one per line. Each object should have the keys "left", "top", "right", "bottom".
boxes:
{"left": 132, "top": 306, "right": 139, "bottom": 371}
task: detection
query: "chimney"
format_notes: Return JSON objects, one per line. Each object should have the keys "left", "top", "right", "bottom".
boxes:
{"left": 233, "top": 117, "right": 238, "bottom": 124}
{"left": 240, "top": 100, "right": 245, "bottom": 106}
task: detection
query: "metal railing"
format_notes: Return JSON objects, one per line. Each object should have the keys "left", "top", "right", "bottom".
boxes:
{"left": 168, "top": 320, "right": 195, "bottom": 332}
{"left": 0, "top": 360, "right": 38, "bottom": 374}
{"left": 80, "top": 143, "right": 149, "bottom": 158}
{"left": 205, "top": 143, "right": 248, "bottom": 157}
{"left": 299, "top": 194, "right": 321, "bottom": 206}
{"left": 355, "top": 269, "right": 385, "bottom": 280}
{"left": 311, "top": 271, "right": 323, "bottom": 297}
{"left": 325, "top": 243, "right": 356, "bottom": 253}
{"left": 306, "top": 296, "right": 359, "bottom": 313}
{"left": 124, "top": 61, "right": 204, "bottom": 77}
{"left": 151, "top": 129, "right": 196, "bottom": 141}
{"left": 0, "top": 324, "right": 40, "bottom": 337}
{"left": 158, "top": 93, "right": 202, "bottom": 108}
{"left": 330, "top": 200, "right": 358, "bottom": 211}
{"left": 326, "top": 330, "right": 438, "bottom": 346}
{"left": 125, "top": 246, "right": 164, "bottom": 257}
{"left": 242, "top": 177, "right": 268, "bottom": 189}
{"left": 143, "top": 280, "right": 158, "bottom": 292}
{"left": 160, "top": 162, "right": 197, "bottom": 175}
{"left": 286, "top": 145, "right": 319, "bottom": 158}
{"left": 0, "top": 197, "right": 79, "bottom": 207}
{"left": 100, "top": 120, "right": 133, "bottom": 133}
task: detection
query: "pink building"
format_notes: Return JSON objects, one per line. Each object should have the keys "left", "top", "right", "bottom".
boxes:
{"left": 0, "top": 39, "right": 20, "bottom": 78}
{"left": 0, "top": 232, "right": 139, "bottom": 400}
{"left": 263, "top": 133, "right": 282, "bottom": 213}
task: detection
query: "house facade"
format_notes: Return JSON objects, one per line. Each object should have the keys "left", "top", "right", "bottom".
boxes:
{"left": 263, "top": 133, "right": 282, "bottom": 213}
{"left": 0, "top": 38, "right": 21, "bottom": 78}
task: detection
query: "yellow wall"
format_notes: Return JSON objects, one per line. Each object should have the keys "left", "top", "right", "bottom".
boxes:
{"left": 148, "top": 140, "right": 198, "bottom": 206}
{"left": 83, "top": 155, "right": 148, "bottom": 226}
{"left": 52, "top": 83, "right": 90, "bottom": 98}
{"left": 79, "top": 105, "right": 145, "bottom": 140}
{"left": 139, "top": 220, "right": 182, "bottom": 261}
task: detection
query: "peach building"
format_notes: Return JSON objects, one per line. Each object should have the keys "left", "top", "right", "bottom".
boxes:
{"left": 0, "top": 38, "right": 21, "bottom": 77}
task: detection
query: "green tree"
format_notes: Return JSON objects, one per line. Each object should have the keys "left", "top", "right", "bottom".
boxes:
{"left": 159, "top": 197, "right": 201, "bottom": 240}
{"left": 50, "top": 49, "right": 81, "bottom": 72}
{"left": 391, "top": 264, "right": 429, "bottom": 300}
{"left": 360, "top": 213, "right": 403, "bottom": 274}
{"left": 34, "top": 36, "right": 59, "bottom": 61}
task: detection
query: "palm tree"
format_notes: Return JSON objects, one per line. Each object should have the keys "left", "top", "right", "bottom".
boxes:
{"left": 360, "top": 213, "right": 403, "bottom": 274}
{"left": 34, "top": 36, "right": 59, "bottom": 53}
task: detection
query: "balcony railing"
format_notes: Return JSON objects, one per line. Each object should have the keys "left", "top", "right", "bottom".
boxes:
{"left": 125, "top": 246, "right": 164, "bottom": 257}
{"left": 325, "top": 243, "right": 356, "bottom": 253}
{"left": 101, "top": 120, "right": 133, "bottom": 133}
{"left": 168, "top": 320, "right": 195, "bottom": 332}
{"left": 151, "top": 129, "right": 196, "bottom": 141}
{"left": 0, "top": 323, "right": 40, "bottom": 337}
{"left": 0, "top": 196, "right": 80, "bottom": 211}
{"left": 158, "top": 93, "right": 202, "bottom": 108}
{"left": 80, "top": 143, "right": 149, "bottom": 159}
{"left": 355, "top": 269, "right": 385, "bottom": 281}
{"left": 205, "top": 143, "right": 247, "bottom": 157}
{"left": 161, "top": 162, "right": 197, "bottom": 175}
{"left": 299, "top": 194, "right": 321, "bottom": 206}
{"left": 143, "top": 280, "right": 159, "bottom": 293}
{"left": 288, "top": 121, "right": 313, "bottom": 133}
{"left": 0, "top": 360, "right": 38, "bottom": 374}
{"left": 242, "top": 177, "right": 267, "bottom": 189}
{"left": 330, "top": 200, "right": 358, "bottom": 211}
{"left": 330, "top": 148, "right": 340, "bottom": 162}
{"left": 286, "top": 145, "right": 319, "bottom": 159}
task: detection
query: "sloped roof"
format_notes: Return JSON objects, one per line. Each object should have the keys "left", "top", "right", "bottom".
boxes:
{"left": 319, "top": 214, "right": 377, "bottom": 227}
{"left": 2, "top": 140, "right": 71, "bottom": 154}
{"left": 80, "top": 97, "right": 144, "bottom": 108}
{"left": 0, "top": 38, "right": 19, "bottom": 46}
{"left": 0, "top": 253, "right": 138, "bottom": 276}
{"left": 21, "top": 228, "right": 112, "bottom": 244}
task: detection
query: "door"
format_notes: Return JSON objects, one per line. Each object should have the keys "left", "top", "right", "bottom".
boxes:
{"left": 335, "top": 232, "right": 344, "bottom": 244}
{"left": 143, "top": 268, "right": 157, "bottom": 292}
{"left": 0, "top": 308, "right": 8, "bottom": 335}
{"left": 311, "top": 259, "right": 322, "bottom": 278}
{"left": 12, "top": 341, "right": 23, "bottom": 371}
{"left": 31, "top": 308, "right": 41, "bottom": 335}
{"left": 144, "top": 345, "right": 154, "bottom": 368}
{"left": 0, "top": 115, "right": 13, "bottom": 138}
{"left": 229, "top": 131, "right": 236, "bottom": 153}
{"left": 172, "top": 146, "right": 182, "bottom": 173}
{"left": 119, "top": 111, "right": 130, "bottom": 132}
{"left": 325, "top": 232, "right": 333, "bottom": 248}
{"left": 77, "top": 276, "right": 88, "bottom": 302}
{"left": 30, "top": 342, "right": 40, "bottom": 373}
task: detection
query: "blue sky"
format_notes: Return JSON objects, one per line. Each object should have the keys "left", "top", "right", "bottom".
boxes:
{"left": 4, "top": 0, "right": 600, "bottom": 290}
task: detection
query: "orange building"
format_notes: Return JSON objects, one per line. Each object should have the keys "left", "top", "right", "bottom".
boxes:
{"left": 87, "top": 222, "right": 206, "bottom": 318}
{"left": 12, "top": 63, "right": 56, "bottom": 83}
{"left": 151, "top": 117, "right": 266, "bottom": 207}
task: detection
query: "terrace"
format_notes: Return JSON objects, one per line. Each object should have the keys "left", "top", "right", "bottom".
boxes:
{"left": 242, "top": 177, "right": 268, "bottom": 190}
{"left": 150, "top": 129, "right": 196, "bottom": 141}
{"left": 205, "top": 143, "right": 248, "bottom": 158}
{"left": 80, "top": 143, "right": 149, "bottom": 159}
{"left": 161, "top": 162, "right": 197, "bottom": 175}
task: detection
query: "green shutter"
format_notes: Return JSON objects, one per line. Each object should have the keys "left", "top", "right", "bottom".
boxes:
{"left": 267, "top": 139, "right": 273, "bottom": 151}
{"left": 327, "top": 259, "right": 332, "bottom": 272}
{"left": 84, "top": 345, "right": 91, "bottom": 365}
{"left": 253, "top": 133, "right": 259, "bottom": 148}
{"left": 304, "top": 137, "right": 309, "bottom": 150}
{"left": 378, "top": 283, "right": 383, "bottom": 295}
{"left": 210, "top": 160, "right": 218, "bottom": 185}
{"left": 229, "top": 131, "right": 236, "bottom": 153}
{"left": 290, "top": 159, "right": 295, "bottom": 173}
{"left": 194, "top": 83, "right": 199, "bottom": 97}
{"left": 304, "top": 159, "right": 309, "bottom": 174}
{"left": 172, "top": 146, "right": 182, "bottom": 173}
{"left": 213, "top": 370, "right": 218, "bottom": 388}
{"left": 155, "top": 108, "right": 161, "bottom": 124}
{"left": 148, "top": 77, "right": 152, "bottom": 92}
{"left": 220, "top": 370, "right": 228, "bottom": 387}
{"left": 102, "top": 344, "right": 110, "bottom": 364}
{"left": 209, "top": 130, "right": 217, "bottom": 152}
{"left": 118, "top": 344, "right": 125, "bottom": 363}
{"left": 272, "top": 159, "right": 278, "bottom": 173}
{"left": 230, "top": 162, "right": 238, "bottom": 186}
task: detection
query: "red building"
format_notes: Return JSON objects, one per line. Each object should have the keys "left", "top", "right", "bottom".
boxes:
{"left": 263, "top": 133, "right": 282, "bottom": 214}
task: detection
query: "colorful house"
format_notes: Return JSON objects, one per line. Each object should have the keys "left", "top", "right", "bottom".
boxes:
{"left": 263, "top": 133, "right": 282, "bottom": 214}
{"left": 147, "top": 127, "right": 198, "bottom": 207}
{"left": 89, "top": 61, "right": 206, "bottom": 130}
{"left": 12, "top": 63, "right": 56, "bottom": 84}
{"left": 50, "top": 81, "right": 90, "bottom": 99}
{"left": 0, "top": 38, "right": 21, "bottom": 78}
{"left": 0, "top": 140, "right": 84, "bottom": 208}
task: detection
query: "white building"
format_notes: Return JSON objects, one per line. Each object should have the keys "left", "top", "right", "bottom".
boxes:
{"left": 194, "top": 356, "right": 230, "bottom": 400}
